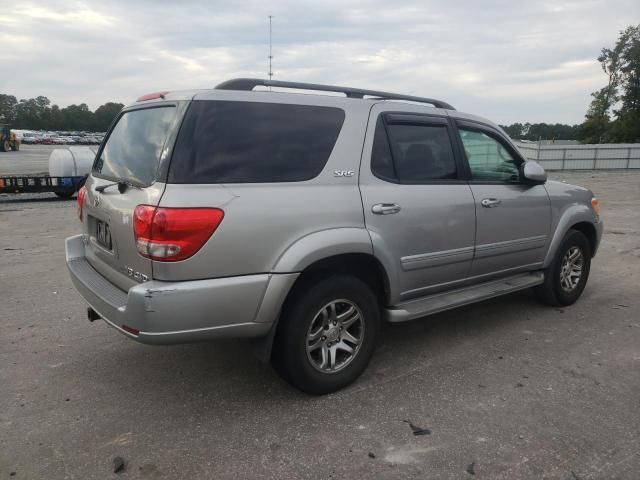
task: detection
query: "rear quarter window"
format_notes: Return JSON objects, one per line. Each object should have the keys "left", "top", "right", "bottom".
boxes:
{"left": 169, "top": 101, "right": 345, "bottom": 183}
{"left": 94, "top": 106, "right": 177, "bottom": 186}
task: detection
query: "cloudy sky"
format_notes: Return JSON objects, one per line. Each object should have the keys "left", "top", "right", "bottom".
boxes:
{"left": 1, "top": 0, "right": 638, "bottom": 124}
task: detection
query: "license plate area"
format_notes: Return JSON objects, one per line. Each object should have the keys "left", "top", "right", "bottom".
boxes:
{"left": 95, "top": 219, "right": 113, "bottom": 251}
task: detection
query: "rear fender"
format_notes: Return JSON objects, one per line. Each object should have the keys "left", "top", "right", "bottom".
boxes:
{"left": 253, "top": 228, "right": 377, "bottom": 362}
{"left": 272, "top": 228, "right": 374, "bottom": 273}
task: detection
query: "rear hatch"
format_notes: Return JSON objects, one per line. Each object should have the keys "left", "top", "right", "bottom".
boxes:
{"left": 83, "top": 102, "right": 186, "bottom": 291}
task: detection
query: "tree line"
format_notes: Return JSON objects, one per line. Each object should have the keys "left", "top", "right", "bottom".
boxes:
{"left": 0, "top": 94, "right": 123, "bottom": 132}
{"left": 499, "top": 123, "right": 581, "bottom": 141}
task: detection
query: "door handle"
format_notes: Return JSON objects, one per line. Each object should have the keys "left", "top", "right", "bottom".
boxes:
{"left": 481, "top": 198, "right": 501, "bottom": 208}
{"left": 372, "top": 203, "right": 401, "bottom": 215}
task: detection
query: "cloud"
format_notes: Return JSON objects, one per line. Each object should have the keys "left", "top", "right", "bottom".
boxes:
{"left": 1, "top": 0, "right": 638, "bottom": 123}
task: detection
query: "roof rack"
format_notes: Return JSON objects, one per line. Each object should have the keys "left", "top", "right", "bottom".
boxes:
{"left": 214, "top": 78, "right": 455, "bottom": 110}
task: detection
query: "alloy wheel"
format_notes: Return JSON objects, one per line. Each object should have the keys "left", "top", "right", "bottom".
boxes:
{"left": 560, "top": 246, "right": 584, "bottom": 292}
{"left": 306, "top": 299, "right": 364, "bottom": 373}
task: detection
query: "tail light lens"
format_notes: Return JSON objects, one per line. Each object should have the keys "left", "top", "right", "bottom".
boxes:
{"left": 77, "top": 186, "right": 87, "bottom": 221}
{"left": 133, "top": 205, "right": 224, "bottom": 262}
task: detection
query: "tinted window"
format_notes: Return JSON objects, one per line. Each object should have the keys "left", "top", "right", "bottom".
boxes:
{"left": 372, "top": 119, "right": 457, "bottom": 182}
{"left": 458, "top": 129, "right": 520, "bottom": 182}
{"left": 169, "top": 101, "right": 345, "bottom": 183}
{"left": 94, "top": 106, "right": 177, "bottom": 186}
{"left": 371, "top": 119, "right": 396, "bottom": 180}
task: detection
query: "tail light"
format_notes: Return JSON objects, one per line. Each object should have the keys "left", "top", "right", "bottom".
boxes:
{"left": 77, "top": 186, "right": 87, "bottom": 221}
{"left": 133, "top": 205, "right": 224, "bottom": 262}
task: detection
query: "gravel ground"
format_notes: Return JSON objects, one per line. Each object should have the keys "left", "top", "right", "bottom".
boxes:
{"left": 0, "top": 170, "right": 639, "bottom": 479}
{"left": 0, "top": 145, "right": 62, "bottom": 176}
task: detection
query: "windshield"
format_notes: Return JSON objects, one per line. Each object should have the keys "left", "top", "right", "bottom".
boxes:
{"left": 93, "top": 106, "right": 177, "bottom": 186}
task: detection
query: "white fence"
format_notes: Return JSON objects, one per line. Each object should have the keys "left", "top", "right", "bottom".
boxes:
{"left": 514, "top": 141, "right": 640, "bottom": 170}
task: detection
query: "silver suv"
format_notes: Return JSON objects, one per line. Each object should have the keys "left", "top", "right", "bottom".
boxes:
{"left": 66, "top": 78, "right": 603, "bottom": 394}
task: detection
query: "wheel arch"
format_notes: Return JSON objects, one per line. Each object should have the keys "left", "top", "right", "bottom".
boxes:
{"left": 285, "top": 253, "right": 391, "bottom": 307}
{"left": 543, "top": 205, "right": 600, "bottom": 267}
{"left": 254, "top": 248, "right": 392, "bottom": 363}
{"left": 570, "top": 222, "right": 598, "bottom": 256}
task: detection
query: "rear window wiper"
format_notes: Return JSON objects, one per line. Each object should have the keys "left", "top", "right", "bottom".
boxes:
{"left": 95, "top": 181, "right": 132, "bottom": 194}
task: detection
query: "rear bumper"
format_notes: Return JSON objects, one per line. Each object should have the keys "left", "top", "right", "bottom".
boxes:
{"left": 65, "top": 235, "right": 298, "bottom": 345}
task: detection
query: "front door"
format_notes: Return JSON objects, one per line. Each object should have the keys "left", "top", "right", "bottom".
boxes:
{"left": 359, "top": 106, "right": 477, "bottom": 303}
{"left": 455, "top": 121, "right": 551, "bottom": 280}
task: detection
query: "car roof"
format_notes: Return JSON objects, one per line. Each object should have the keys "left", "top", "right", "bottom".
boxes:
{"left": 126, "top": 80, "right": 500, "bottom": 130}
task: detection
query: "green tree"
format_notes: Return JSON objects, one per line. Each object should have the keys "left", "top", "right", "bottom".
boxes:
{"left": 500, "top": 123, "right": 524, "bottom": 138}
{"left": 0, "top": 94, "right": 17, "bottom": 123}
{"left": 60, "top": 103, "right": 93, "bottom": 131}
{"left": 14, "top": 97, "right": 50, "bottom": 129}
{"left": 93, "top": 102, "right": 124, "bottom": 131}
{"left": 580, "top": 25, "right": 640, "bottom": 143}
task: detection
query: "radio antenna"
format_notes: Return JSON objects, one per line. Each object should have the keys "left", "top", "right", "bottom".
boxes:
{"left": 268, "top": 15, "right": 274, "bottom": 82}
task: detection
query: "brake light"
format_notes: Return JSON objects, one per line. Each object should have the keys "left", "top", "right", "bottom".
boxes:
{"left": 77, "top": 186, "right": 87, "bottom": 221}
{"left": 133, "top": 205, "right": 224, "bottom": 261}
{"left": 136, "top": 91, "right": 169, "bottom": 102}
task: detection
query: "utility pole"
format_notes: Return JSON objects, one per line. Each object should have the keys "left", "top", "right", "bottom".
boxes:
{"left": 268, "top": 15, "right": 274, "bottom": 81}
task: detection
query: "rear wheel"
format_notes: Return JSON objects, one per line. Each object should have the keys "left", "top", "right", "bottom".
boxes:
{"left": 535, "top": 229, "right": 591, "bottom": 306}
{"left": 0, "top": 140, "right": 8, "bottom": 152}
{"left": 272, "top": 274, "right": 380, "bottom": 394}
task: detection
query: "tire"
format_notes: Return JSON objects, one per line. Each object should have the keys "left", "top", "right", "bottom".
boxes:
{"left": 535, "top": 229, "right": 591, "bottom": 306}
{"left": 0, "top": 140, "right": 7, "bottom": 152}
{"left": 55, "top": 191, "right": 75, "bottom": 199}
{"left": 272, "top": 274, "right": 380, "bottom": 395}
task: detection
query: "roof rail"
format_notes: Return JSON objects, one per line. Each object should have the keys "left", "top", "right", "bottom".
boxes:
{"left": 214, "top": 78, "right": 455, "bottom": 110}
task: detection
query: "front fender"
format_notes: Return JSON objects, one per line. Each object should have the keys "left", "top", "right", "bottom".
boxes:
{"left": 543, "top": 204, "right": 600, "bottom": 267}
{"left": 272, "top": 228, "right": 374, "bottom": 272}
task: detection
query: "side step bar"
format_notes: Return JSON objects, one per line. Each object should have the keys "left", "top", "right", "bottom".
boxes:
{"left": 384, "top": 272, "right": 544, "bottom": 323}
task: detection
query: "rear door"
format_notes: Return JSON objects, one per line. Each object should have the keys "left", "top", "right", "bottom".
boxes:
{"left": 454, "top": 121, "right": 551, "bottom": 279}
{"left": 83, "top": 103, "right": 185, "bottom": 291}
{"left": 359, "top": 106, "right": 477, "bottom": 303}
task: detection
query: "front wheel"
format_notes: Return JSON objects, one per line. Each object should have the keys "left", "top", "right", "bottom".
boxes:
{"left": 535, "top": 229, "right": 591, "bottom": 306}
{"left": 272, "top": 274, "right": 380, "bottom": 395}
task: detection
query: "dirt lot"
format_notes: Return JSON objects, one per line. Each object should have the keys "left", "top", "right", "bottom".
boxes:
{"left": 0, "top": 170, "right": 639, "bottom": 479}
{"left": 0, "top": 145, "right": 64, "bottom": 176}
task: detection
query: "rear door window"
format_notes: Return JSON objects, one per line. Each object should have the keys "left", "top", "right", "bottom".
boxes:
{"left": 371, "top": 117, "right": 458, "bottom": 182}
{"left": 169, "top": 101, "right": 345, "bottom": 183}
{"left": 93, "top": 106, "right": 177, "bottom": 186}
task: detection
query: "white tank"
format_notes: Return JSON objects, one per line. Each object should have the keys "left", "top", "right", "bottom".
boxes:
{"left": 48, "top": 146, "right": 97, "bottom": 177}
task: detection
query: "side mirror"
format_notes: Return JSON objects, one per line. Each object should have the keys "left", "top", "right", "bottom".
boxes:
{"left": 521, "top": 161, "right": 547, "bottom": 184}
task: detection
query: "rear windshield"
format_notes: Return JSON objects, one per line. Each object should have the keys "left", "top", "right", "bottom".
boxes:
{"left": 169, "top": 101, "right": 345, "bottom": 183}
{"left": 93, "top": 106, "right": 177, "bottom": 186}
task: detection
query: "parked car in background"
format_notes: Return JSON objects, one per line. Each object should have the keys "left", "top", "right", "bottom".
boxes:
{"left": 5, "top": 130, "right": 104, "bottom": 145}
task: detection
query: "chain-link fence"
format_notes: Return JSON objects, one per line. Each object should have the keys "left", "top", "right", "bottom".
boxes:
{"left": 513, "top": 141, "right": 640, "bottom": 170}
